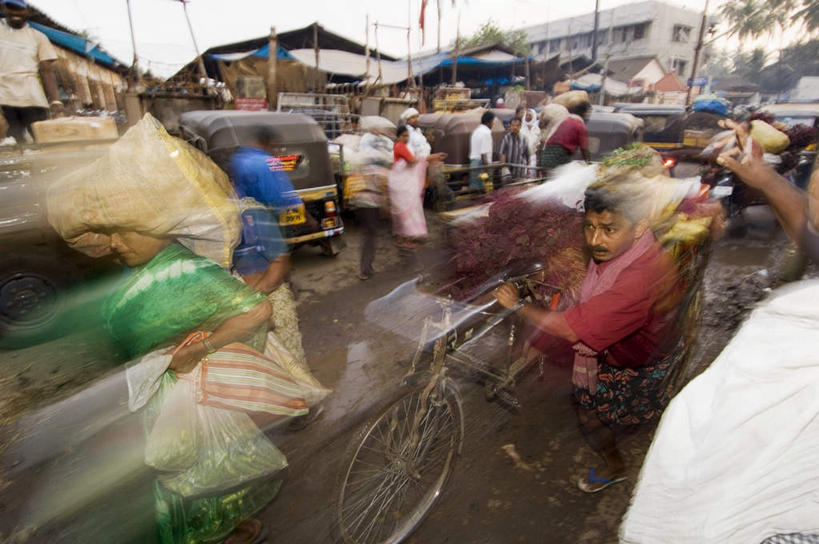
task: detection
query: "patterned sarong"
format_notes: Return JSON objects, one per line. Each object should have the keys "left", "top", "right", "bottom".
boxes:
{"left": 539, "top": 144, "right": 571, "bottom": 170}
{"left": 574, "top": 351, "right": 677, "bottom": 426}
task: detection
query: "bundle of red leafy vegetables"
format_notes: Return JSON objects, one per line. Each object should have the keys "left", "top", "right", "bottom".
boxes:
{"left": 445, "top": 189, "right": 588, "bottom": 301}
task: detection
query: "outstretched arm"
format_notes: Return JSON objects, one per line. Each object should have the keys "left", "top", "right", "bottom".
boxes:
{"left": 717, "top": 119, "right": 809, "bottom": 242}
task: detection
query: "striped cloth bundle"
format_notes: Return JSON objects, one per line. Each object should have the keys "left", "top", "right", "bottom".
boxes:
{"left": 174, "top": 331, "right": 309, "bottom": 417}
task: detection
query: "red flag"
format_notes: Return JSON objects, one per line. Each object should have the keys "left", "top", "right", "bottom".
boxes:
{"left": 419, "top": 0, "right": 428, "bottom": 45}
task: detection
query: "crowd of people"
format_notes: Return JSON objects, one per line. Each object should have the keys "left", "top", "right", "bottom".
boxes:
{"left": 3, "top": 0, "right": 819, "bottom": 540}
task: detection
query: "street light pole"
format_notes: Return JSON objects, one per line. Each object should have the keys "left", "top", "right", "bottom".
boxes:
{"left": 685, "top": 0, "right": 710, "bottom": 106}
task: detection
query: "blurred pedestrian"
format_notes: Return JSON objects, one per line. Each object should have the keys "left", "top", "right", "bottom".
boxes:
{"left": 0, "top": 0, "right": 62, "bottom": 143}
{"left": 520, "top": 108, "right": 541, "bottom": 176}
{"left": 498, "top": 117, "right": 529, "bottom": 182}
{"left": 389, "top": 125, "right": 427, "bottom": 249}
{"left": 514, "top": 105, "right": 526, "bottom": 122}
{"left": 353, "top": 120, "right": 393, "bottom": 279}
{"left": 469, "top": 110, "right": 495, "bottom": 191}
{"left": 540, "top": 101, "right": 591, "bottom": 171}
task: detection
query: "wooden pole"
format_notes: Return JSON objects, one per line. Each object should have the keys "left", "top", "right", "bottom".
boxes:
{"left": 313, "top": 23, "right": 320, "bottom": 92}
{"left": 598, "top": 54, "right": 609, "bottom": 105}
{"left": 591, "top": 0, "right": 600, "bottom": 63}
{"left": 685, "top": 0, "right": 710, "bottom": 106}
{"left": 365, "top": 15, "right": 371, "bottom": 86}
{"left": 375, "top": 22, "right": 383, "bottom": 83}
{"left": 125, "top": 0, "right": 139, "bottom": 86}
{"left": 267, "top": 26, "right": 278, "bottom": 109}
{"left": 180, "top": 0, "right": 207, "bottom": 84}
{"left": 436, "top": 0, "right": 443, "bottom": 85}
{"left": 407, "top": 0, "right": 414, "bottom": 89}
{"left": 525, "top": 57, "right": 531, "bottom": 90}
{"left": 451, "top": 10, "right": 460, "bottom": 86}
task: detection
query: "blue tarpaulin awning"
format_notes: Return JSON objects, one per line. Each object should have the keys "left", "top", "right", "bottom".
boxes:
{"left": 28, "top": 21, "right": 122, "bottom": 69}
{"left": 208, "top": 44, "right": 295, "bottom": 62}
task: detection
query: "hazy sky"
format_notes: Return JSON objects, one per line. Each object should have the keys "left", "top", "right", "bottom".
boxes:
{"left": 31, "top": 0, "right": 735, "bottom": 77}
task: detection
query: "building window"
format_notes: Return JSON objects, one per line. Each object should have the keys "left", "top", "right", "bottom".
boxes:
{"left": 597, "top": 30, "right": 608, "bottom": 46}
{"left": 670, "top": 58, "right": 689, "bottom": 75}
{"left": 672, "top": 24, "right": 692, "bottom": 42}
{"left": 633, "top": 23, "right": 647, "bottom": 40}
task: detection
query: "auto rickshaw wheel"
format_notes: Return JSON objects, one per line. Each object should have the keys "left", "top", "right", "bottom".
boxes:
{"left": 320, "top": 237, "right": 344, "bottom": 257}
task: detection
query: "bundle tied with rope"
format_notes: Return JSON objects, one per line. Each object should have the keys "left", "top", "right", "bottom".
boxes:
{"left": 46, "top": 113, "right": 241, "bottom": 268}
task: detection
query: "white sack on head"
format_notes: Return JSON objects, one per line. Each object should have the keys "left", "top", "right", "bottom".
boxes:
{"left": 46, "top": 113, "right": 241, "bottom": 268}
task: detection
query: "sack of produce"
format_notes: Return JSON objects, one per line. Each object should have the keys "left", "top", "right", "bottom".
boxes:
{"left": 46, "top": 113, "right": 241, "bottom": 268}
{"left": 551, "top": 90, "right": 590, "bottom": 109}
{"left": 749, "top": 120, "right": 790, "bottom": 154}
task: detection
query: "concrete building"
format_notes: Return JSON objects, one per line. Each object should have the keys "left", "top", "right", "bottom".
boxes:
{"left": 523, "top": 1, "right": 707, "bottom": 81}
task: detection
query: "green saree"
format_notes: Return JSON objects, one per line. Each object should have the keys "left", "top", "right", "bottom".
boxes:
{"left": 104, "top": 244, "right": 284, "bottom": 544}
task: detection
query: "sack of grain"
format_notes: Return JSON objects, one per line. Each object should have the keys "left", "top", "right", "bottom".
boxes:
{"left": 551, "top": 90, "right": 590, "bottom": 109}
{"left": 47, "top": 113, "right": 241, "bottom": 268}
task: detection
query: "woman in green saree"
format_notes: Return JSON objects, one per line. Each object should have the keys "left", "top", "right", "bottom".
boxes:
{"left": 103, "top": 231, "right": 287, "bottom": 544}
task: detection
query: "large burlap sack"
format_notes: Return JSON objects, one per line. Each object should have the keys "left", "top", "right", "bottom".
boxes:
{"left": 47, "top": 113, "right": 240, "bottom": 267}
{"left": 551, "top": 90, "right": 590, "bottom": 109}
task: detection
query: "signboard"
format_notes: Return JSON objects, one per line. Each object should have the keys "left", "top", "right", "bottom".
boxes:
{"left": 235, "top": 97, "right": 268, "bottom": 111}
{"left": 687, "top": 77, "right": 709, "bottom": 87}
{"left": 266, "top": 154, "right": 303, "bottom": 172}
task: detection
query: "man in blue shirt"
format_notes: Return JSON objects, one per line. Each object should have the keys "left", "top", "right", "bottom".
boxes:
{"left": 229, "top": 126, "right": 302, "bottom": 210}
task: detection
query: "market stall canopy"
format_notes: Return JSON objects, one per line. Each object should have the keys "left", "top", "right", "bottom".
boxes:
{"left": 168, "top": 22, "right": 398, "bottom": 84}
{"left": 571, "top": 73, "right": 639, "bottom": 98}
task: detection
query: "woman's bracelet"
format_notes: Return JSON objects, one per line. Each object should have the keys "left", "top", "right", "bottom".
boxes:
{"left": 202, "top": 337, "right": 217, "bottom": 354}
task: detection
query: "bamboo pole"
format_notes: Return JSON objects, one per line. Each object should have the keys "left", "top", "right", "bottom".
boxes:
{"left": 313, "top": 23, "right": 320, "bottom": 92}
{"left": 365, "top": 15, "right": 371, "bottom": 85}
{"left": 180, "top": 0, "right": 207, "bottom": 84}
{"left": 267, "top": 26, "right": 278, "bottom": 109}
{"left": 375, "top": 22, "right": 383, "bottom": 82}
{"left": 125, "top": 0, "right": 139, "bottom": 86}
{"left": 451, "top": 10, "right": 460, "bottom": 86}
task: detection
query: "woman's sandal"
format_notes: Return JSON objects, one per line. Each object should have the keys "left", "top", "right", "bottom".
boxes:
{"left": 223, "top": 518, "right": 268, "bottom": 544}
{"left": 577, "top": 468, "right": 627, "bottom": 493}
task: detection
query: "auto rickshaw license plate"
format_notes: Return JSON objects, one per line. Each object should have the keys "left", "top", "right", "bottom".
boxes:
{"left": 279, "top": 204, "right": 306, "bottom": 226}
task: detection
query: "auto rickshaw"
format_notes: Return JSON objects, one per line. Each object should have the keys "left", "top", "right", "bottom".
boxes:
{"left": 179, "top": 110, "right": 344, "bottom": 256}
{"left": 611, "top": 103, "right": 685, "bottom": 152}
{"left": 585, "top": 110, "right": 644, "bottom": 160}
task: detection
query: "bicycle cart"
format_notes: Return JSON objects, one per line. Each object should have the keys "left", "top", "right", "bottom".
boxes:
{"left": 336, "top": 209, "right": 712, "bottom": 544}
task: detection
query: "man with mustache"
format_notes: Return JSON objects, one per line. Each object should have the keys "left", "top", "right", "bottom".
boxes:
{"left": 495, "top": 182, "right": 681, "bottom": 493}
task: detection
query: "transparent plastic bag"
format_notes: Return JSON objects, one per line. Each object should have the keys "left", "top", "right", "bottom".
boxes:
{"left": 157, "top": 402, "right": 287, "bottom": 497}
{"left": 145, "top": 373, "right": 199, "bottom": 471}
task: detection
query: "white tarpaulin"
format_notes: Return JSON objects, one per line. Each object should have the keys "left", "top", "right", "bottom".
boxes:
{"left": 621, "top": 280, "right": 819, "bottom": 543}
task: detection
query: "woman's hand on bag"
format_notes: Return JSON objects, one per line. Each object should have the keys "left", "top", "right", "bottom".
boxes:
{"left": 170, "top": 342, "right": 207, "bottom": 374}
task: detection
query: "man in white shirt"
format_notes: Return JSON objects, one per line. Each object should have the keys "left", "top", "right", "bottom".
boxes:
{"left": 469, "top": 110, "right": 495, "bottom": 191}
{"left": 399, "top": 107, "right": 431, "bottom": 160}
{"left": 0, "top": 0, "right": 62, "bottom": 143}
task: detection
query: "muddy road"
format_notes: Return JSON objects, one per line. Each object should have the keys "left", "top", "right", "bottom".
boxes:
{"left": 0, "top": 199, "right": 801, "bottom": 543}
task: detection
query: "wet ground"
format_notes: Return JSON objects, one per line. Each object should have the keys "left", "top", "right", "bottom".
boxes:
{"left": 0, "top": 182, "right": 807, "bottom": 543}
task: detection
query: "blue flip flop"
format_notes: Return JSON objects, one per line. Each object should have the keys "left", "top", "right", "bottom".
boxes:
{"left": 577, "top": 468, "right": 627, "bottom": 493}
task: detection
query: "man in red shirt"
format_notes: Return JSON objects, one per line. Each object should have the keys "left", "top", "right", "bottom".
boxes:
{"left": 495, "top": 182, "right": 681, "bottom": 493}
{"left": 540, "top": 101, "right": 592, "bottom": 170}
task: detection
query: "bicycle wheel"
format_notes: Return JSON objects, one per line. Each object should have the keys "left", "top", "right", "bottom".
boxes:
{"left": 336, "top": 380, "right": 463, "bottom": 544}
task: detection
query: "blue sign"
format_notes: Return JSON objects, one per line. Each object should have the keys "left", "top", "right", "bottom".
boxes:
{"left": 687, "top": 77, "right": 709, "bottom": 87}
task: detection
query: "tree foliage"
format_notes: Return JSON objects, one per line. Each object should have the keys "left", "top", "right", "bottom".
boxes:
{"left": 463, "top": 20, "right": 530, "bottom": 56}
{"left": 720, "top": 0, "right": 817, "bottom": 42}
